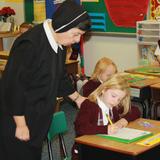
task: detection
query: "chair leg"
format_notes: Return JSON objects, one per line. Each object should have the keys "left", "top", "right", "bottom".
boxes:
{"left": 54, "top": 97, "right": 64, "bottom": 112}
{"left": 59, "top": 134, "right": 68, "bottom": 158}
{"left": 47, "top": 138, "right": 54, "bottom": 160}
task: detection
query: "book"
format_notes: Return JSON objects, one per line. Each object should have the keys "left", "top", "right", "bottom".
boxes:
{"left": 97, "top": 127, "right": 153, "bottom": 144}
{"left": 137, "top": 133, "right": 160, "bottom": 146}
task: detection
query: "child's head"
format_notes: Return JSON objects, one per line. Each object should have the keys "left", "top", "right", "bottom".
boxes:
{"left": 89, "top": 73, "right": 130, "bottom": 115}
{"left": 91, "top": 57, "right": 117, "bottom": 82}
{"left": 20, "top": 22, "right": 33, "bottom": 34}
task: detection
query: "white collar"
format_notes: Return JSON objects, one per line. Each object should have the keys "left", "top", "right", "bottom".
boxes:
{"left": 97, "top": 97, "right": 110, "bottom": 125}
{"left": 43, "top": 19, "right": 63, "bottom": 53}
{"left": 98, "top": 78, "right": 103, "bottom": 84}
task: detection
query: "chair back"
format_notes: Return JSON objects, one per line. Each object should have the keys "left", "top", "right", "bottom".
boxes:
{"left": 48, "top": 111, "right": 68, "bottom": 141}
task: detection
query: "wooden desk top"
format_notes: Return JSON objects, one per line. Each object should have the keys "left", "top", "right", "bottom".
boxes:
{"left": 0, "top": 50, "right": 9, "bottom": 59}
{"left": 150, "top": 83, "right": 160, "bottom": 89}
{"left": 125, "top": 65, "right": 160, "bottom": 77}
{"left": 0, "top": 59, "right": 79, "bottom": 73}
{"left": 0, "top": 59, "right": 7, "bottom": 72}
{"left": 125, "top": 73, "right": 160, "bottom": 89}
{"left": 75, "top": 118, "right": 160, "bottom": 156}
{"left": 0, "top": 31, "right": 20, "bottom": 38}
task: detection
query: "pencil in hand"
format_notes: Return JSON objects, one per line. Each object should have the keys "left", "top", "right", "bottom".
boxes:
{"left": 106, "top": 114, "right": 113, "bottom": 125}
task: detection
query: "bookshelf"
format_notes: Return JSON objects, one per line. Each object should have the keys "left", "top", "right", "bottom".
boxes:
{"left": 137, "top": 20, "right": 160, "bottom": 65}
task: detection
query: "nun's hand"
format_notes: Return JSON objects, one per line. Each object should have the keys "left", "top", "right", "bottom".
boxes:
{"left": 15, "top": 125, "right": 30, "bottom": 141}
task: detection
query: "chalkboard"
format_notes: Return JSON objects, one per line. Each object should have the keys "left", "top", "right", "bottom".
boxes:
{"left": 82, "top": 0, "right": 149, "bottom": 34}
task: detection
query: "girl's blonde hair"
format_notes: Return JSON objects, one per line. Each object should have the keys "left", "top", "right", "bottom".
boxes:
{"left": 88, "top": 73, "right": 130, "bottom": 116}
{"left": 90, "top": 57, "right": 117, "bottom": 81}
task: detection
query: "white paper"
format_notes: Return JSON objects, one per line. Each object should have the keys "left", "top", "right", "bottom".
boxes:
{"left": 107, "top": 127, "right": 151, "bottom": 140}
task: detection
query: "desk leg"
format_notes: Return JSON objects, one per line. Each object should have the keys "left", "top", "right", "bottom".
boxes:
{"left": 0, "top": 38, "right": 3, "bottom": 51}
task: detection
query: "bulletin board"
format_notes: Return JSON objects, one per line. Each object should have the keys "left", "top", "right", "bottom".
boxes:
{"left": 82, "top": 0, "right": 149, "bottom": 34}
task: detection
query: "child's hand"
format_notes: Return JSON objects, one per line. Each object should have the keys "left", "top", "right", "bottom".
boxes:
{"left": 114, "top": 118, "right": 128, "bottom": 129}
{"left": 15, "top": 125, "right": 30, "bottom": 141}
{"left": 108, "top": 119, "right": 128, "bottom": 135}
{"left": 108, "top": 124, "right": 119, "bottom": 135}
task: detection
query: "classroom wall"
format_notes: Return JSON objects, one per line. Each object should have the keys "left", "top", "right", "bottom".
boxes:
{"left": 0, "top": 1, "right": 139, "bottom": 76}
{"left": 0, "top": 1, "right": 24, "bottom": 25}
{"left": 0, "top": 1, "right": 24, "bottom": 50}
{"left": 83, "top": 35, "right": 139, "bottom": 76}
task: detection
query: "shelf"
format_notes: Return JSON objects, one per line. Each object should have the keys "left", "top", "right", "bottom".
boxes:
{"left": 136, "top": 20, "right": 160, "bottom": 64}
{"left": 137, "top": 28, "right": 160, "bottom": 31}
{"left": 137, "top": 35, "right": 160, "bottom": 38}
{"left": 137, "top": 42, "right": 158, "bottom": 45}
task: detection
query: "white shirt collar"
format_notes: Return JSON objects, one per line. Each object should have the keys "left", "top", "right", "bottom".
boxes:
{"left": 43, "top": 19, "right": 63, "bottom": 53}
{"left": 98, "top": 78, "right": 103, "bottom": 84}
{"left": 97, "top": 97, "right": 110, "bottom": 125}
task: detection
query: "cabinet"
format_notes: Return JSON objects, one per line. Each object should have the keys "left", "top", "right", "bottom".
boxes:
{"left": 136, "top": 20, "right": 160, "bottom": 65}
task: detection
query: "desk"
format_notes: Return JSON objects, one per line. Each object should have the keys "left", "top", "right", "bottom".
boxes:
{"left": 0, "top": 60, "right": 79, "bottom": 89}
{"left": 125, "top": 73, "right": 160, "bottom": 118}
{"left": 0, "top": 50, "right": 9, "bottom": 59}
{"left": 0, "top": 31, "right": 19, "bottom": 51}
{"left": 0, "top": 59, "right": 79, "bottom": 74}
{"left": 0, "top": 59, "right": 7, "bottom": 72}
{"left": 75, "top": 118, "right": 160, "bottom": 160}
{"left": 125, "top": 65, "right": 160, "bottom": 77}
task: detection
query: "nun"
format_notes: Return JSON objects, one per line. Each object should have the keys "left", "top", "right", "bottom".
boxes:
{"left": 0, "top": 0, "right": 91, "bottom": 160}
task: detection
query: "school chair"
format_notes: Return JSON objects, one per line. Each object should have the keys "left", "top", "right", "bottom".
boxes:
{"left": 54, "top": 97, "right": 64, "bottom": 112}
{"left": 47, "top": 111, "right": 71, "bottom": 160}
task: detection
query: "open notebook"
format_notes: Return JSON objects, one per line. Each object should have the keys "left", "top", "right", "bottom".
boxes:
{"left": 97, "top": 127, "right": 153, "bottom": 144}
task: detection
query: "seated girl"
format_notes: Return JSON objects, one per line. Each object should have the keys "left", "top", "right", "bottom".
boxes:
{"left": 72, "top": 73, "right": 141, "bottom": 160}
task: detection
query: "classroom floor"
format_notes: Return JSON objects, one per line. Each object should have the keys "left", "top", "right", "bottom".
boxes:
{"left": 41, "top": 102, "right": 78, "bottom": 160}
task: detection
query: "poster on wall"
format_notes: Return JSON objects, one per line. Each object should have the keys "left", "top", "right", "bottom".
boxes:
{"left": 82, "top": 0, "right": 149, "bottom": 34}
{"left": 45, "top": 0, "right": 66, "bottom": 18}
{"left": 150, "top": 0, "right": 160, "bottom": 20}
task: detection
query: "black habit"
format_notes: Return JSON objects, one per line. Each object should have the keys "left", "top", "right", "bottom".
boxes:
{"left": 0, "top": 23, "right": 75, "bottom": 160}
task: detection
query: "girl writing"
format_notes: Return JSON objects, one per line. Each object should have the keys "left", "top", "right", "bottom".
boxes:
{"left": 72, "top": 73, "right": 141, "bottom": 159}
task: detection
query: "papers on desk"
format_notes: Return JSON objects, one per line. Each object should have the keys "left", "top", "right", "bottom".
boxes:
{"left": 137, "top": 133, "right": 160, "bottom": 146}
{"left": 97, "top": 127, "right": 153, "bottom": 144}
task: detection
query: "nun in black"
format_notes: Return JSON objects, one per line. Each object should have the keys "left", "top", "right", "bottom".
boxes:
{"left": 0, "top": 0, "right": 91, "bottom": 160}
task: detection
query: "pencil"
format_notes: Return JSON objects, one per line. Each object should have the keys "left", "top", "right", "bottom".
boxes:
{"left": 106, "top": 114, "right": 113, "bottom": 125}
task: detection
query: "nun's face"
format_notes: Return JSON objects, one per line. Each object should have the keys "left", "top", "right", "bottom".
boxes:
{"left": 56, "top": 28, "right": 85, "bottom": 46}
